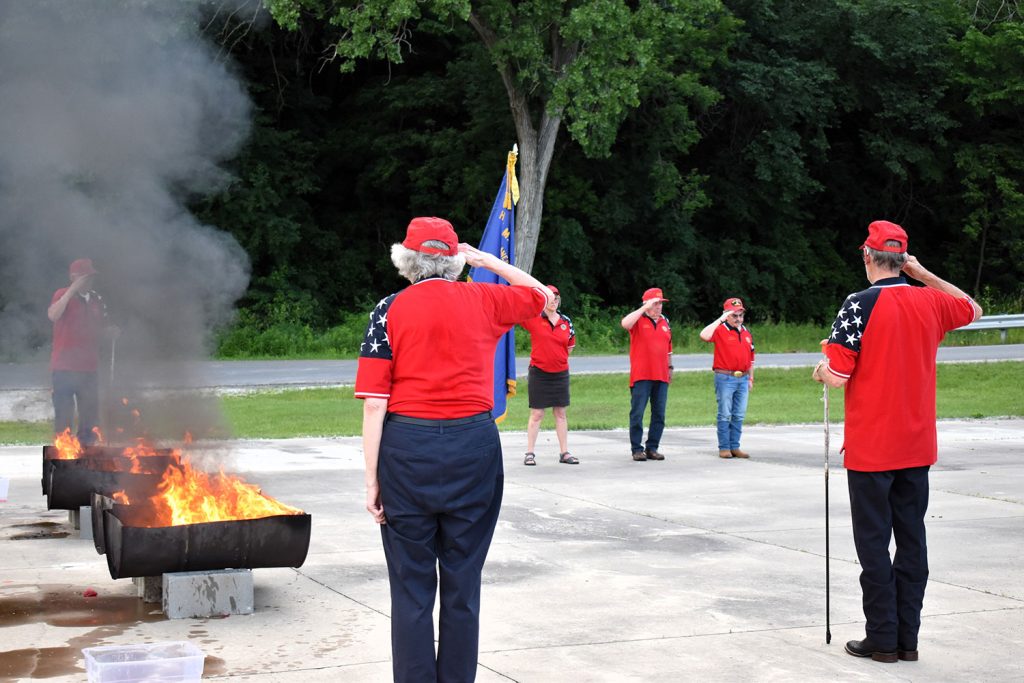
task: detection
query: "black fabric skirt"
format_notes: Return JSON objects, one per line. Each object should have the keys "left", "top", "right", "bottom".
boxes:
{"left": 527, "top": 366, "right": 570, "bottom": 409}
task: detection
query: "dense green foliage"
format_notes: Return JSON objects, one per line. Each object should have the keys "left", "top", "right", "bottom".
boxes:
{"left": 188, "top": 1, "right": 1023, "bottom": 352}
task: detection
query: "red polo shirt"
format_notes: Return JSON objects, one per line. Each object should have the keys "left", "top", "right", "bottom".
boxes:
{"left": 628, "top": 314, "right": 672, "bottom": 386}
{"left": 824, "top": 277, "right": 976, "bottom": 472}
{"left": 521, "top": 312, "right": 575, "bottom": 373}
{"left": 50, "top": 288, "right": 106, "bottom": 372}
{"left": 706, "top": 323, "right": 755, "bottom": 372}
{"left": 355, "top": 278, "right": 547, "bottom": 418}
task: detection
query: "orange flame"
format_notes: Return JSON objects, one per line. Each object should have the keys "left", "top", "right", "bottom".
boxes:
{"left": 116, "top": 452, "right": 302, "bottom": 526}
{"left": 52, "top": 429, "right": 83, "bottom": 459}
{"left": 112, "top": 490, "right": 130, "bottom": 504}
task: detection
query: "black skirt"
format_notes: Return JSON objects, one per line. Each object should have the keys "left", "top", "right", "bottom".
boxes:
{"left": 527, "top": 366, "right": 570, "bottom": 409}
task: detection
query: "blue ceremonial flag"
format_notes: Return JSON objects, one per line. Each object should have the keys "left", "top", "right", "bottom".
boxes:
{"left": 468, "top": 147, "right": 520, "bottom": 423}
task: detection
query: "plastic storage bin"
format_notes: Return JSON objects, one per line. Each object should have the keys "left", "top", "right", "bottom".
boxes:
{"left": 83, "top": 641, "right": 204, "bottom": 682}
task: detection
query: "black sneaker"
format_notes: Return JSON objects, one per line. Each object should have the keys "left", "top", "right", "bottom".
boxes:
{"left": 845, "top": 639, "right": 897, "bottom": 663}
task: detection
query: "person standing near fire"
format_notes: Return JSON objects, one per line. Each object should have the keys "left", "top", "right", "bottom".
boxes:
{"left": 699, "top": 297, "right": 755, "bottom": 459}
{"left": 48, "top": 258, "right": 116, "bottom": 445}
{"left": 355, "top": 216, "right": 553, "bottom": 683}
{"left": 520, "top": 284, "right": 577, "bottom": 466}
{"left": 813, "top": 220, "right": 981, "bottom": 664}
{"left": 621, "top": 287, "right": 673, "bottom": 461}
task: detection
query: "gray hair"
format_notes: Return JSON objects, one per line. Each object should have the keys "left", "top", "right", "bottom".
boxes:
{"left": 865, "top": 241, "right": 907, "bottom": 271}
{"left": 390, "top": 242, "right": 466, "bottom": 283}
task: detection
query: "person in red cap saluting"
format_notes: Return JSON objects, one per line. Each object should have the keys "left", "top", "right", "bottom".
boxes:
{"left": 355, "top": 216, "right": 553, "bottom": 683}
{"left": 813, "top": 220, "right": 981, "bottom": 664}
{"left": 699, "top": 297, "right": 755, "bottom": 459}
{"left": 47, "top": 258, "right": 114, "bottom": 445}
{"left": 620, "top": 287, "right": 673, "bottom": 461}
{"left": 520, "top": 284, "right": 578, "bottom": 465}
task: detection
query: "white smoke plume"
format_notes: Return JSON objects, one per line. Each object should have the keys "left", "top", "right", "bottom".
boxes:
{"left": 0, "top": 0, "right": 256, "bottom": 438}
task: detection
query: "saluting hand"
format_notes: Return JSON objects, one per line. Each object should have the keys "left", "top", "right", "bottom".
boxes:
{"left": 458, "top": 243, "right": 493, "bottom": 269}
{"left": 901, "top": 254, "right": 928, "bottom": 281}
{"left": 68, "top": 276, "right": 92, "bottom": 295}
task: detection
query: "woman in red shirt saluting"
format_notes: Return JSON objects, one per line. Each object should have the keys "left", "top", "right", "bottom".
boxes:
{"left": 520, "top": 285, "right": 578, "bottom": 465}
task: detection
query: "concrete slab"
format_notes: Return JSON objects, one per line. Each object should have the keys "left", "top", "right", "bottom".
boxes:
{"left": 0, "top": 419, "right": 1022, "bottom": 681}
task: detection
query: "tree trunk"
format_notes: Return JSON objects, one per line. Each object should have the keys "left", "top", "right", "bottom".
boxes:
{"left": 973, "top": 216, "right": 988, "bottom": 298}
{"left": 468, "top": 12, "right": 565, "bottom": 275}
{"left": 513, "top": 108, "right": 561, "bottom": 274}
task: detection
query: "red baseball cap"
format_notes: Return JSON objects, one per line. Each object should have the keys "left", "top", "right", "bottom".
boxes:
{"left": 642, "top": 287, "right": 668, "bottom": 302}
{"left": 546, "top": 285, "right": 560, "bottom": 296}
{"left": 861, "top": 220, "right": 908, "bottom": 253}
{"left": 723, "top": 297, "right": 744, "bottom": 312}
{"left": 69, "top": 258, "right": 98, "bottom": 277}
{"left": 402, "top": 217, "right": 459, "bottom": 256}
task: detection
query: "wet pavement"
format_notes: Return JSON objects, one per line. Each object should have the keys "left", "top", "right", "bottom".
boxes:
{"left": 1, "top": 419, "right": 1022, "bottom": 681}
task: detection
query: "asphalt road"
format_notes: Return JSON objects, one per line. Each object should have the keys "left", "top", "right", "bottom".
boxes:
{"left": 2, "top": 344, "right": 1022, "bottom": 390}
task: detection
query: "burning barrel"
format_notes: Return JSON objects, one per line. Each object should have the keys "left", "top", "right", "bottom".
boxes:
{"left": 102, "top": 505, "right": 312, "bottom": 579}
{"left": 94, "top": 457, "right": 310, "bottom": 579}
{"left": 43, "top": 447, "right": 177, "bottom": 511}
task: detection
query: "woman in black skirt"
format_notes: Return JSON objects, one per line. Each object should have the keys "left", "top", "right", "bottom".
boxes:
{"left": 520, "top": 285, "right": 578, "bottom": 465}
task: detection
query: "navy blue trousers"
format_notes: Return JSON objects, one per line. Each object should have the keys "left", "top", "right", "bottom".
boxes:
{"left": 847, "top": 466, "right": 930, "bottom": 651}
{"left": 52, "top": 371, "right": 99, "bottom": 445}
{"left": 629, "top": 380, "right": 668, "bottom": 453}
{"left": 378, "top": 417, "right": 504, "bottom": 683}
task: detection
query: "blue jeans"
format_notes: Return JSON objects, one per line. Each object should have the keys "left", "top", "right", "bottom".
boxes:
{"left": 52, "top": 371, "right": 99, "bottom": 445}
{"left": 714, "top": 373, "right": 749, "bottom": 450}
{"left": 629, "top": 380, "right": 668, "bottom": 453}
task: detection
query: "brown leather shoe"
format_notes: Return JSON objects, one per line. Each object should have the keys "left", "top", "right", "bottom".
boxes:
{"left": 719, "top": 450, "right": 733, "bottom": 458}
{"left": 632, "top": 450, "right": 647, "bottom": 461}
{"left": 731, "top": 449, "right": 750, "bottom": 458}
{"left": 644, "top": 449, "right": 665, "bottom": 461}
{"left": 898, "top": 649, "right": 919, "bottom": 662}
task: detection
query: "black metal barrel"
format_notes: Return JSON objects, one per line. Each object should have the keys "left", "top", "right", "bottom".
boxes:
{"left": 102, "top": 506, "right": 312, "bottom": 580}
{"left": 45, "top": 456, "right": 175, "bottom": 510}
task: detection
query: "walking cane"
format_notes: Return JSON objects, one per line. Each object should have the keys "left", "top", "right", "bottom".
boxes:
{"left": 823, "top": 382, "right": 832, "bottom": 644}
{"left": 110, "top": 335, "right": 117, "bottom": 386}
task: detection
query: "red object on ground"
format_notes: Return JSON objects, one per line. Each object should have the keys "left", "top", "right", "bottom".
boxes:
{"left": 83, "top": 588, "right": 98, "bottom": 597}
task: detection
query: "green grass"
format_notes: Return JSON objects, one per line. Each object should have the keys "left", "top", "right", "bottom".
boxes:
{"left": 3, "top": 362, "right": 1019, "bottom": 444}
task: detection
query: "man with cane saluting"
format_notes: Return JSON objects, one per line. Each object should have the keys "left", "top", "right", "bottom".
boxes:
{"left": 812, "top": 220, "right": 981, "bottom": 663}
{"left": 48, "top": 258, "right": 119, "bottom": 445}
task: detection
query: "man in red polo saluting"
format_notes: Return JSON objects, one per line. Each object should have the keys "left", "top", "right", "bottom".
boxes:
{"left": 699, "top": 297, "right": 755, "bottom": 459}
{"left": 48, "top": 258, "right": 114, "bottom": 445}
{"left": 813, "top": 220, "right": 981, "bottom": 664}
{"left": 621, "top": 287, "right": 673, "bottom": 461}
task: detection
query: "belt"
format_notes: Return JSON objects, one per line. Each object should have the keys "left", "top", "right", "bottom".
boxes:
{"left": 713, "top": 369, "right": 748, "bottom": 378}
{"left": 386, "top": 411, "right": 493, "bottom": 427}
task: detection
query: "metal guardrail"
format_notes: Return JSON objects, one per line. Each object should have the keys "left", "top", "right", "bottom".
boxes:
{"left": 960, "top": 314, "right": 1024, "bottom": 342}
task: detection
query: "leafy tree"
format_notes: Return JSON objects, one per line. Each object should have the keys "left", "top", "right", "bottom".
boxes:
{"left": 949, "top": 19, "right": 1024, "bottom": 297}
{"left": 266, "top": 0, "right": 730, "bottom": 273}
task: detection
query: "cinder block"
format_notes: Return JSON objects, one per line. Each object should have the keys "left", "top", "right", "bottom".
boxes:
{"left": 78, "top": 506, "right": 93, "bottom": 540}
{"left": 162, "top": 569, "right": 254, "bottom": 619}
{"left": 133, "top": 576, "right": 162, "bottom": 603}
